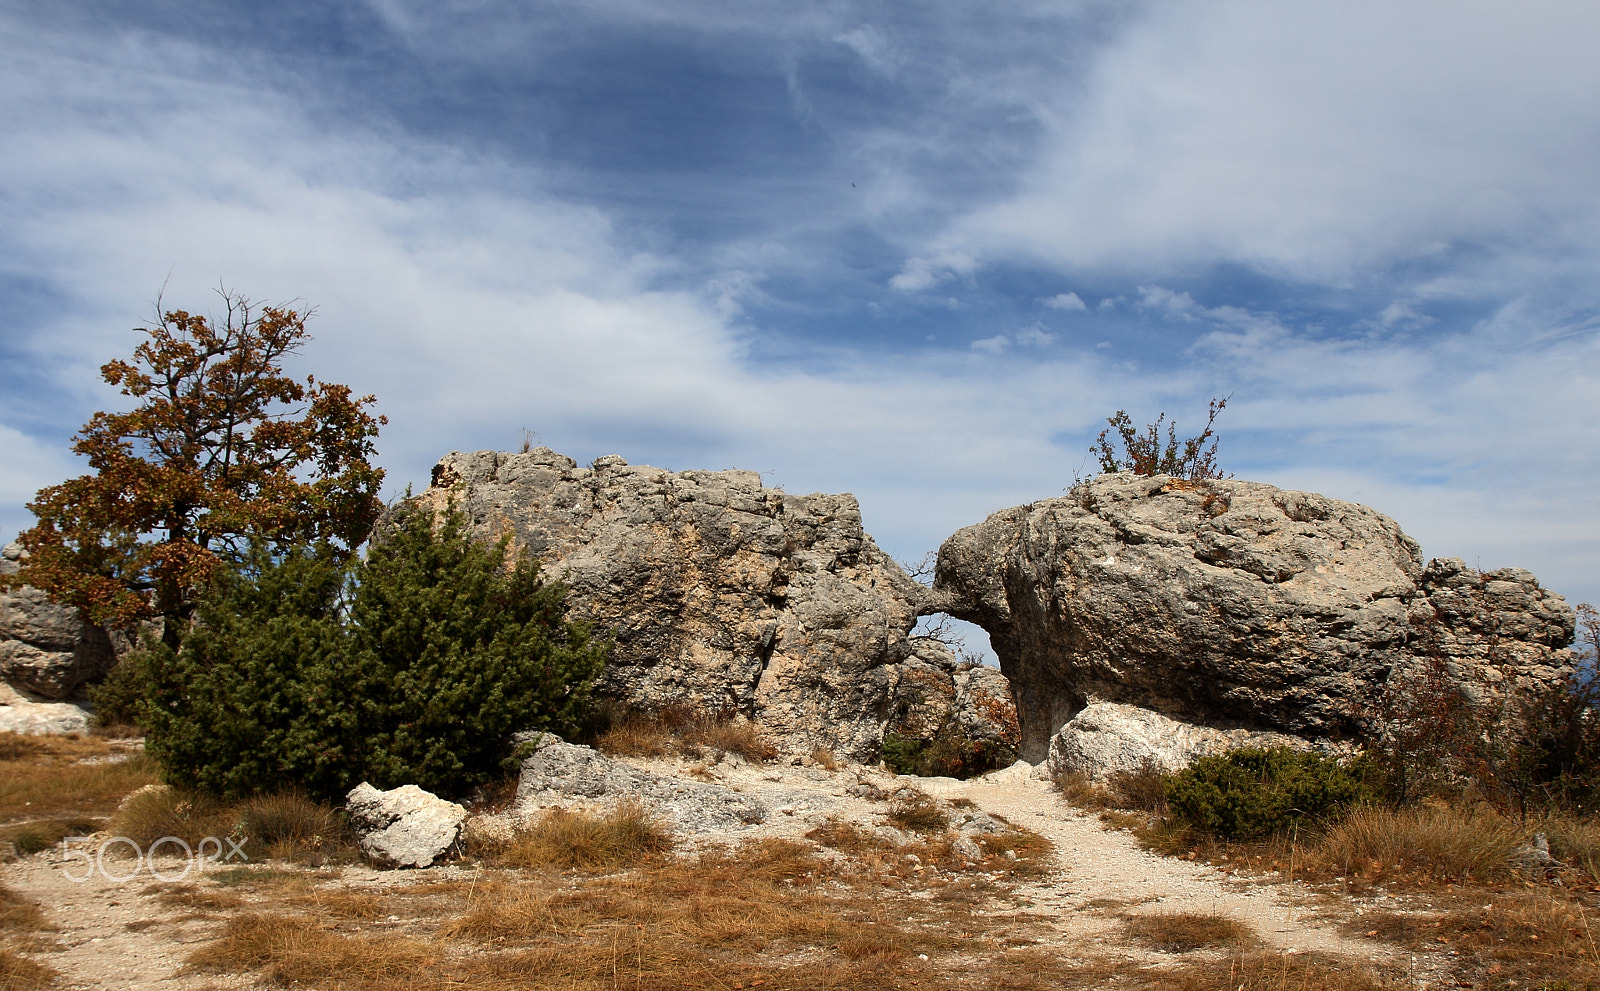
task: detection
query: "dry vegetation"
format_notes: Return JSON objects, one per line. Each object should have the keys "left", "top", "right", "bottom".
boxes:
{"left": 0, "top": 731, "right": 157, "bottom": 854}
{"left": 0, "top": 884, "right": 55, "bottom": 991}
{"left": 594, "top": 706, "right": 781, "bottom": 763}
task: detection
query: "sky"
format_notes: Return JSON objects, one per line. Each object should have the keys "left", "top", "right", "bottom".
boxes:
{"left": 2, "top": 1, "right": 1597, "bottom": 635}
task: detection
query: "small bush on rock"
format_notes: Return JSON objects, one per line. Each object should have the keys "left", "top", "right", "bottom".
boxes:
{"left": 134, "top": 502, "right": 608, "bottom": 802}
{"left": 1164, "top": 747, "right": 1376, "bottom": 840}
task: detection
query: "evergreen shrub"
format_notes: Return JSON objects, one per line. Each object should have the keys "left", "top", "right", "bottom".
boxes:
{"left": 1163, "top": 747, "right": 1376, "bottom": 840}
{"left": 134, "top": 502, "right": 608, "bottom": 802}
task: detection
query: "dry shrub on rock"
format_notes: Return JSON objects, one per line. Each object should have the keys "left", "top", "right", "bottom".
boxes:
{"left": 596, "top": 706, "right": 777, "bottom": 763}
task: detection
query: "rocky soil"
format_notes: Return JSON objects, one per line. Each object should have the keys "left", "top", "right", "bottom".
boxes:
{"left": 3, "top": 752, "right": 1428, "bottom": 990}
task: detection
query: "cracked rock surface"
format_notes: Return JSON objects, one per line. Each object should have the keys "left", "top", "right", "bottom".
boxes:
{"left": 933, "top": 472, "right": 1575, "bottom": 760}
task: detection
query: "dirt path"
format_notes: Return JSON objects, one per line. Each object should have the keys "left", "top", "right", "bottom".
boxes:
{"left": 6, "top": 845, "right": 244, "bottom": 991}
{"left": 942, "top": 768, "right": 1391, "bottom": 962}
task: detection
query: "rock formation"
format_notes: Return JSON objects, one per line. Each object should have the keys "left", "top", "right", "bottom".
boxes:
{"left": 409, "top": 449, "right": 1018, "bottom": 761}
{"left": 514, "top": 733, "right": 769, "bottom": 832}
{"left": 1, "top": 542, "right": 116, "bottom": 701}
{"left": 932, "top": 473, "right": 1575, "bottom": 762}
{"left": 1047, "top": 701, "right": 1309, "bottom": 781}
{"left": 345, "top": 782, "right": 467, "bottom": 868}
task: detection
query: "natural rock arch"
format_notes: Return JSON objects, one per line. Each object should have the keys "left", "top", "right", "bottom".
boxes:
{"left": 927, "top": 472, "right": 1576, "bottom": 763}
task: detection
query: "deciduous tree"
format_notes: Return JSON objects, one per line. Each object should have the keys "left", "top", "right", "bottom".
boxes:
{"left": 3, "top": 288, "right": 385, "bottom": 641}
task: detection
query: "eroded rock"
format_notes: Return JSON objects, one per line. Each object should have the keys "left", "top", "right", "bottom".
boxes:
{"left": 514, "top": 733, "right": 768, "bottom": 833}
{"left": 933, "top": 473, "right": 1575, "bottom": 760}
{"left": 1047, "top": 701, "right": 1309, "bottom": 780}
{"left": 1, "top": 543, "right": 116, "bottom": 700}
{"left": 409, "top": 449, "right": 1017, "bottom": 760}
{"left": 345, "top": 783, "right": 467, "bottom": 868}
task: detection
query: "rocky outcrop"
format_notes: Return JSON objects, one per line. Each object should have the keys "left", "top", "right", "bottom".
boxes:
{"left": 410, "top": 449, "right": 1017, "bottom": 760}
{"left": 933, "top": 473, "right": 1575, "bottom": 761}
{"left": 1047, "top": 702, "right": 1309, "bottom": 780}
{"left": 0, "top": 543, "right": 116, "bottom": 701}
{"left": 345, "top": 783, "right": 467, "bottom": 868}
{"left": 514, "top": 733, "right": 768, "bottom": 832}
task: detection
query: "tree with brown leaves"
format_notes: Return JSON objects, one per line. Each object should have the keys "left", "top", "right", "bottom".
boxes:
{"left": 3, "top": 288, "right": 386, "bottom": 643}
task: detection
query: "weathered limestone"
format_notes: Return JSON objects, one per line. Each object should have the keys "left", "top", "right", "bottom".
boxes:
{"left": 345, "top": 783, "right": 467, "bottom": 868}
{"left": 1047, "top": 701, "right": 1309, "bottom": 780}
{"left": 409, "top": 449, "right": 1018, "bottom": 760}
{"left": 514, "top": 733, "right": 768, "bottom": 832}
{"left": 933, "top": 473, "right": 1575, "bottom": 761}
{"left": 1, "top": 543, "right": 116, "bottom": 700}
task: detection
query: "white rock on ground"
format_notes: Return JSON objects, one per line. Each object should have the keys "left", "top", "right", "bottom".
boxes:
{"left": 345, "top": 783, "right": 467, "bottom": 868}
{"left": 1047, "top": 701, "right": 1308, "bottom": 780}
{"left": 0, "top": 700, "right": 91, "bottom": 735}
{"left": 513, "top": 733, "right": 768, "bottom": 832}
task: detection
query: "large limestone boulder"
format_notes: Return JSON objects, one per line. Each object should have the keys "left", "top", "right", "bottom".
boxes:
{"left": 0, "top": 699, "right": 92, "bottom": 736}
{"left": 0, "top": 543, "right": 116, "bottom": 700}
{"left": 1047, "top": 701, "right": 1308, "bottom": 780}
{"left": 409, "top": 449, "right": 1016, "bottom": 760}
{"left": 514, "top": 733, "right": 768, "bottom": 833}
{"left": 933, "top": 473, "right": 1575, "bottom": 761}
{"left": 345, "top": 783, "right": 467, "bottom": 868}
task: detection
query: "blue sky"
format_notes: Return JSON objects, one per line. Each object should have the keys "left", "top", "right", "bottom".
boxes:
{"left": 2, "top": 1, "right": 1597, "bottom": 620}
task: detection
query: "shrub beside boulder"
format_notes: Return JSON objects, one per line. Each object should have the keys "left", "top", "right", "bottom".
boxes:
{"left": 130, "top": 503, "right": 608, "bottom": 803}
{"left": 1163, "top": 747, "right": 1376, "bottom": 840}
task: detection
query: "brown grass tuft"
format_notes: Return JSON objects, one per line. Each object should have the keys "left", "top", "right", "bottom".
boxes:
{"left": 1309, "top": 804, "right": 1523, "bottom": 882}
{"left": 188, "top": 913, "right": 436, "bottom": 984}
{"left": 499, "top": 799, "right": 673, "bottom": 871}
{"left": 1121, "top": 911, "right": 1255, "bottom": 953}
{"left": 0, "top": 948, "right": 56, "bottom": 991}
{"left": 0, "top": 888, "right": 47, "bottom": 935}
{"left": 596, "top": 707, "right": 777, "bottom": 763}
{"left": 885, "top": 790, "right": 949, "bottom": 834}
{"left": 809, "top": 746, "right": 842, "bottom": 771}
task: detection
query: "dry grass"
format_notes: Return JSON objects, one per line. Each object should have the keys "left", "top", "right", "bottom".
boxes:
{"left": 0, "top": 950, "right": 56, "bottom": 991}
{"left": 188, "top": 912, "right": 437, "bottom": 985}
{"left": 596, "top": 707, "right": 778, "bottom": 763}
{"left": 0, "top": 888, "right": 46, "bottom": 936}
{"left": 0, "top": 815, "right": 103, "bottom": 855}
{"left": 1135, "top": 950, "right": 1396, "bottom": 990}
{"left": 110, "top": 785, "right": 357, "bottom": 865}
{"left": 0, "top": 886, "right": 54, "bottom": 991}
{"left": 884, "top": 789, "right": 949, "bottom": 834}
{"left": 494, "top": 799, "right": 674, "bottom": 871}
{"left": 1346, "top": 890, "right": 1600, "bottom": 988}
{"left": 0, "top": 733, "right": 157, "bottom": 822}
{"left": 810, "top": 746, "right": 842, "bottom": 771}
{"left": 442, "top": 836, "right": 951, "bottom": 990}
{"left": 1307, "top": 804, "right": 1524, "bottom": 883}
{"left": 155, "top": 884, "right": 246, "bottom": 915}
{"left": 1546, "top": 814, "right": 1600, "bottom": 883}
{"left": 1121, "top": 911, "right": 1255, "bottom": 953}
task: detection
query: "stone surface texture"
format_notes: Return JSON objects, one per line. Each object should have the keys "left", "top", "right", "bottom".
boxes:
{"left": 1046, "top": 701, "right": 1309, "bottom": 780}
{"left": 0, "top": 543, "right": 116, "bottom": 700}
{"left": 345, "top": 783, "right": 467, "bottom": 868}
{"left": 933, "top": 472, "right": 1576, "bottom": 761}
{"left": 514, "top": 733, "right": 769, "bottom": 832}
{"left": 0, "top": 700, "right": 92, "bottom": 736}
{"left": 410, "top": 448, "right": 1018, "bottom": 760}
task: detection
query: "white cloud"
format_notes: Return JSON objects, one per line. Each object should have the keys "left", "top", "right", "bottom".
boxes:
{"left": 931, "top": 2, "right": 1600, "bottom": 290}
{"left": 971, "top": 335, "right": 1009, "bottom": 354}
{"left": 1015, "top": 323, "right": 1055, "bottom": 347}
{"left": 1043, "top": 292, "right": 1086, "bottom": 311}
